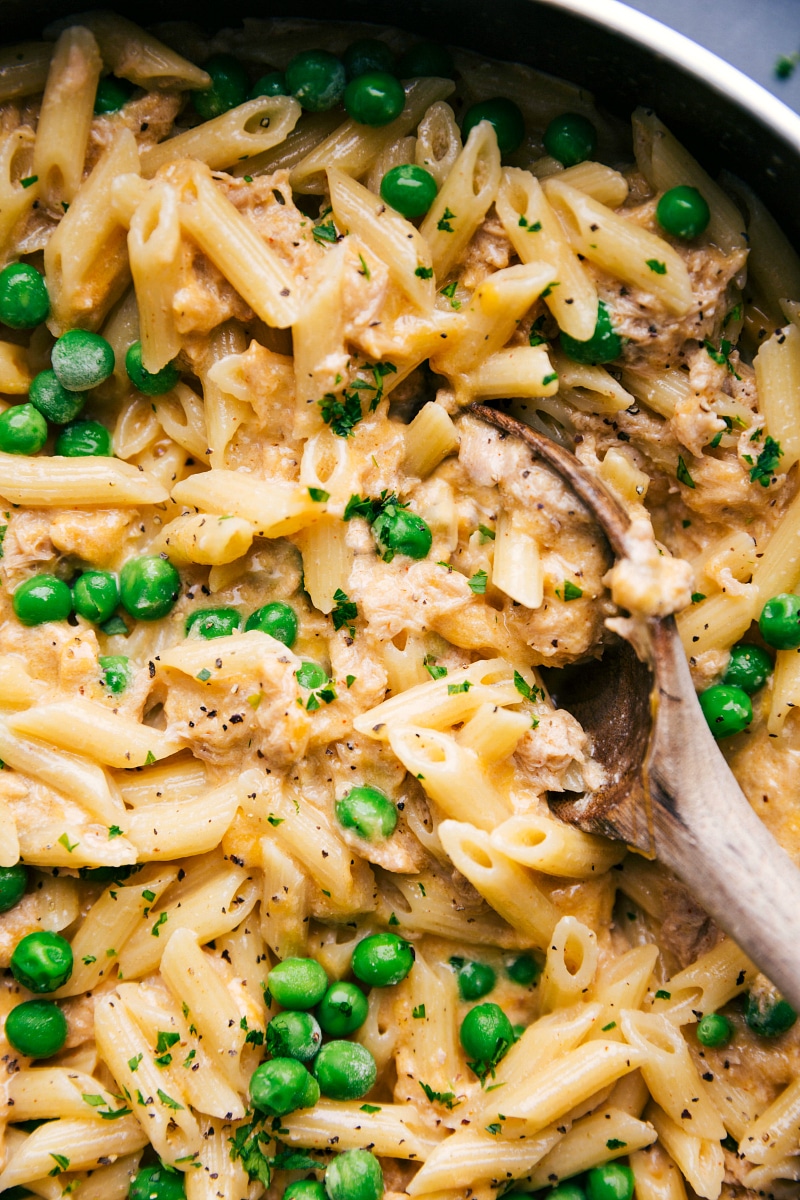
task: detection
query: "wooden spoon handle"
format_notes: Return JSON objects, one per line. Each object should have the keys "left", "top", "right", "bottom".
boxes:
{"left": 647, "top": 618, "right": 800, "bottom": 1010}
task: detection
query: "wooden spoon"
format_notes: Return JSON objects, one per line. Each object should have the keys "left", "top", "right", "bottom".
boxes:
{"left": 472, "top": 403, "right": 800, "bottom": 1010}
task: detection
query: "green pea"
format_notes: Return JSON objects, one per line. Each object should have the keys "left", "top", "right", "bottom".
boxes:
{"left": 296, "top": 661, "right": 329, "bottom": 690}
{"left": 316, "top": 980, "right": 369, "bottom": 1037}
{"left": 269, "top": 956, "right": 329, "bottom": 1010}
{"left": 286, "top": 50, "right": 346, "bottom": 112}
{"left": 543, "top": 111, "right": 598, "bottom": 166}
{"left": 656, "top": 185, "right": 711, "bottom": 240}
{"left": 352, "top": 932, "right": 414, "bottom": 987}
{"left": 29, "top": 369, "right": 85, "bottom": 423}
{"left": 371, "top": 502, "right": 432, "bottom": 561}
{"left": 245, "top": 601, "right": 298, "bottom": 647}
{"left": 344, "top": 72, "right": 405, "bottom": 127}
{"left": 560, "top": 300, "right": 622, "bottom": 365}
{"left": 459, "top": 1002, "right": 514, "bottom": 1068}
{"left": 13, "top": 574, "right": 72, "bottom": 626}
{"left": 185, "top": 607, "right": 242, "bottom": 640}
{"left": 586, "top": 1162, "right": 634, "bottom": 1200}
{"left": 313, "top": 1039, "right": 377, "bottom": 1100}
{"left": 55, "top": 419, "right": 112, "bottom": 457}
{"left": 4, "top": 999, "right": 68, "bottom": 1058}
{"left": 696, "top": 1012, "right": 732, "bottom": 1047}
{"left": 192, "top": 53, "right": 249, "bottom": 120}
{"left": 72, "top": 570, "right": 119, "bottom": 623}
{"left": 336, "top": 785, "right": 397, "bottom": 841}
{"left": 249, "top": 72, "right": 287, "bottom": 99}
{"left": 744, "top": 989, "right": 798, "bottom": 1037}
{"left": 51, "top": 330, "right": 115, "bottom": 391}
{"left": 250, "top": 1056, "right": 319, "bottom": 1115}
{"left": 266, "top": 1010, "right": 323, "bottom": 1061}
{"left": 0, "top": 403, "right": 47, "bottom": 454}
{"left": 723, "top": 643, "right": 772, "bottom": 694}
{"left": 698, "top": 684, "right": 752, "bottom": 739}
{"left": 99, "top": 654, "right": 132, "bottom": 694}
{"left": 462, "top": 97, "right": 525, "bottom": 156}
{"left": 0, "top": 262, "right": 49, "bottom": 329}
{"left": 125, "top": 341, "right": 181, "bottom": 396}
{"left": 380, "top": 164, "right": 437, "bottom": 219}
{"left": 285, "top": 1182, "right": 327, "bottom": 1200}
{"left": 325, "top": 1149, "right": 384, "bottom": 1200}
{"left": 10, "top": 930, "right": 73, "bottom": 993}
{"left": 344, "top": 39, "right": 395, "bottom": 81}
{"left": 129, "top": 1162, "right": 186, "bottom": 1200}
{"left": 0, "top": 863, "right": 27, "bottom": 912}
{"left": 759, "top": 592, "right": 800, "bottom": 649}
{"left": 120, "top": 555, "right": 181, "bottom": 621}
{"left": 94, "top": 75, "right": 136, "bottom": 114}
{"left": 397, "top": 42, "right": 454, "bottom": 79}
{"left": 455, "top": 959, "right": 496, "bottom": 1001}
{"left": 548, "top": 1186, "right": 586, "bottom": 1200}
{"left": 505, "top": 952, "right": 542, "bottom": 985}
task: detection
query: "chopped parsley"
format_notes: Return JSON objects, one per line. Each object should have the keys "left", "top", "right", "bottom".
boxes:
{"left": 319, "top": 389, "right": 363, "bottom": 438}
{"left": 83, "top": 954, "right": 97, "bottom": 966}
{"left": 151, "top": 911, "right": 168, "bottom": 937}
{"left": 57, "top": 832, "right": 78, "bottom": 853}
{"left": 423, "top": 654, "right": 448, "bottom": 681}
{"left": 485, "top": 1122, "right": 502, "bottom": 1135}
{"left": 513, "top": 670, "right": 541, "bottom": 702}
{"left": 415, "top": 265, "right": 433, "bottom": 278}
{"left": 691, "top": 592, "right": 706, "bottom": 604}
{"left": 704, "top": 337, "right": 741, "bottom": 380}
{"left": 108, "top": 825, "right": 124, "bottom": 839}
{"left": 361, "top": 1103, "right": 381, "bottom": 1113}
{"left": 437, "top": 206, "right": 456, "bottom": 232}
{"left": 267, "top": 814, "right": 284, "bottom": 827}
{"left": 606, "top": 1138, "right": 627, "bottom": 1150}
{"left": 196, "top": 667, "right": 211, "bottom": 681}
{"left": 477, "top": 524, "right": 495, "bottom": 542}
{"left": 346, "top": 674, "right": 356, "bottom": 688}
{"left": 746, "top": 435, "right": 783, "bottom": 487}
{"left": 447, "top": 680, "right": 472, "bottom": 695}
{"left": 518, "top": 214, "right": 542, "bottom": 232}
{"left": 601, "top": 1021, "right": 616, "bottom": 1031}
{"left": 344, "top": 493, "right": 383, "bottom": 522}
{"left": 419, "top": 1081, "right": 460, "bottom": 1109}
{"left": 312, "top": 219, "right": 338, "bottom": 244}
{"left": 645, "top": 259, "right": 667, "bottom": 275}
{"left": 100, "top": 615, "right": 129, "bottom": 636}
{"left": 358, "top": 253, "right": 370, "bottom": 279}
{"left": 654, "top": 989, "right": 671, "bottom": 1000}
{"left": 156, "top": 1031, "right": 180, "bottom": 1053}
{"left": 556, "top": 580, "right": 583, "bottom": 601}
{"left": 49, "top": 1155, "right": 70, "bottom": 1176}
{"left": 308, "top": 487, "right": 329, "bottom": 502}
{"left": 331, "top": 587, "right": 358, "bottom": 634}
{"left": 128, "top": 1053, "right": 143, "bottom": 1072}
{"left": 724, "top": 303, "right": 743, "bottom": 328}
{"left": 529, "top": 316, "right": 548, "bottom": 347}
{"left": 20, "top": 175, "right": 38, "bottom": 189}
{"left": 468, "top": 569, "right": 488, "bottom": 594}
{"left": 144, "top": 750, "right": 156, "bottom": 765}
{"left": 676, "top": 455, "right": 696, "bottom": 489}
{"left": 412, "top": 1004, "right": 426, "bottom": 1019}
{"left": 439, "top": 279, "right": 461, "bottom": 309}
{"left": 776, "top": 52, "right": 800, "bottom": 80}
{"left": 542, "top": 372, "right": 559, "bottom": 386}
{"left": 157, "top": 1088, "right": 184, "bottom": 1110}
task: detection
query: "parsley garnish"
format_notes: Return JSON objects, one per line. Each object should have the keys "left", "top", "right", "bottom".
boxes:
{"left": 358, "top": 253, "right": 370, "bottom": 279}
{"left": 724, "top": 303, "right": 743, "bottom": 327}
{"left": 485, "top": 1122, "right": 502, "bottom": 1135}
{"left": 312, "top": 219, "right": 338, "bottom": 244}
{"left": 267, "top": 814, "right": 284, "bottom": 827}
{"left": 344, "top": 493, "right": 383, "bottom": 522}
{"left": 437, "top": 206, "right": 456, "bottom": 232}
{"left": 157, "top": 1088, "right": 184, "bottom": 1110}
{"left": 346, "top": 674, "right": 356, "bottom": 687}
{"left": 513, "top": 670, "right": 541, "bottom": 702}
{"left": 556, "top": 580, "right": 583, "bottom": 601}
{"left": 529, "top": 316, "right": 548, "bottom": 347}
{"left": 108, "top": 825, "right": 123, "bottom": 839}
{"left": 447, "top": 680, "right": 472, "bottom": 695}
{"left": 20, "top": 175, "right": 38, "bottom": 189}
{"left": 654, "top": 989, "right": 671, "bottom": 1000}
{"left": 49, "top": 1155, "right": 70, "bottom": 1176}
{"left": 419, "top": 1081, "right": 460, "bottom": 1109}
{"left": 319, "top": 389, "right": 363, "bottom": 438}
{"left": 196, "top": 667, "right": 211, "bottom": 681}
{"left": 156, "top": 1031, "right": 180, "bottom": 1053}
{"left": 151, "top": 911, "right": 168, "bottom": 937}
{"left": 607, "top": 1138, "right": 627, "bottom": 1150}
{"left": 601, "top": 1021, "right": 616, "bottom": 1031}
{"left": 423, "top": 654, "right": 447, "bottom": 680}
{"left": 415, "top": 265, "right": 433, "bottom": 278}
{"left": 361, "top": 1103, "right": 381, "bottom": 1113}
{"left": 542, "top": 372, "right": 559, "bottom": 386}
{"left": 308, "top": 487, "right": 329, "bottom": 502}
{"left": 83, "top": 954, "right": 97, "bottom": 966}
{"left": 58, "top": 832, "right": 78, "bottom": 853}
{"left": 331, "top": 587, "right": 358, "bottom": 634}
{"left": 704, "top": 337, "right": 741, "bottom": 380}
{"left": 101, "top": 615, "right": 129, "bottom": 635}
{"left": 691, "top": 592, "right": 706, "bottom": 604}
{"left": 518, "top": 214, "right": 542, "bottom": 232}
{"left": 128, "top": 1053, "right": 143, "bottom": 1072}
{"left": 646, "top": 259, "right": 667, "bottom": 274}
{"left": 477, "top": 524, "right": 495, "bottom": 542}
{"left": 468, "top": 570, "right": 488, "bottom": 594}
{"left": 677, "top": 456, "right": 696, "bottom": 489}
{"left": 412, "top": 1004, "right": 426, "bottom": 1018}
{"left": 776, "top": 52, "right": 800, "bottom": 80}
{"left": 748, "top": 435, "right": 783, "bottom": 486}
{"left": 440, "top": 279, "right": 461, "bottom": 309}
